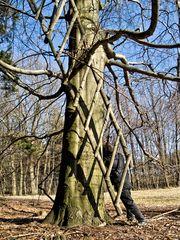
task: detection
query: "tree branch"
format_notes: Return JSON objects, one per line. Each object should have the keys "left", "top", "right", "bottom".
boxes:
{"left": 106, "top": 0, "right": 159, "bottom": 42}
{"left": 103, "top": 42, "right": 180, "bottom": 82}
{"left": 0, "top": 68, "right": 64, "bottom": 100}
{"left": 0, "top": 59, "right": 56, "bottom": 76}
{"left": 107, "top": 63, "right": 145, "bottom": 125}
{"left": 108, "top": 59, "right": 180, "bottom": 82}
{"left": 112, "top": 83, "right": 162, "bottom": 167}
{"left": 0, "top": 129, "right": 64, "bottom": 156}
{"left": 35, "top": 0, "right": 46, "bottom": 20}
{"left": 0, "top": 0, "right": 35, "bottom": 18}
{"left": 27, "top": 0, "right": 66, "bottom": 77}
{"left": 131, "top": 39, "right": 180, "bottom": 49}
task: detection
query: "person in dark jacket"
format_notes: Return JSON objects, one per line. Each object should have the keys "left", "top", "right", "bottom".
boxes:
{"left": 103, "top": 142, "right": 145, "bottom": 225}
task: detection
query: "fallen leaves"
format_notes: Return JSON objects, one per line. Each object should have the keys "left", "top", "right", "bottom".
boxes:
{"left": 0, "top": 198, "right": 179, "bottom": 240}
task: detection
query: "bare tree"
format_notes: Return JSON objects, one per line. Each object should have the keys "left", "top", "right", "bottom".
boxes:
{"left": 0, "top": 0, "right": 179, "bottom": 226}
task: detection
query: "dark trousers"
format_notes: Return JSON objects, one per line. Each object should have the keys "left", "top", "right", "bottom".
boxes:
{"left": 115, "top": 186, "right": 144, "bottom": 222}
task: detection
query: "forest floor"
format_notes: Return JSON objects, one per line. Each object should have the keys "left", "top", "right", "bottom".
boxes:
{"left": 0, "top": 187, "right": 180, "bottom": 240}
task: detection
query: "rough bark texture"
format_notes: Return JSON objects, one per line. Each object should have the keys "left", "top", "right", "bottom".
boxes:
{"left": 44, "top": 0, "right": 110, "bottom": 226}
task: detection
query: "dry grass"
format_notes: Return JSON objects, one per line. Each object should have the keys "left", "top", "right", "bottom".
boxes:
{"left": 104, "top": 187, "right": 180, "bottom": 210}
{"left": 3, "top": 187, "right": 180, "bottom": 208}
{"left": 131, "top": 187, "right": 180, "bottom": 207}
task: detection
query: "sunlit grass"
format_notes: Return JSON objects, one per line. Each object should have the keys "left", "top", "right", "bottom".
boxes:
{"left": 105, "top": 187, "right": 180, "bottom": 208}
{"left": 131, "top": 187, "right": 180, "bottom": 207}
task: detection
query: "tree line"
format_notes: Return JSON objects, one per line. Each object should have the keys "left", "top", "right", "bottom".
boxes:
{"left": 0, "top": 78, "right": 179, "bottom": 195}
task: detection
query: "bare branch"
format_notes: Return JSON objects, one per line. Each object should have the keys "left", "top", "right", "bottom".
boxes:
{"left": 106, "top": 0, "right": 159, "bottom": 42}
{"left": 108, "top": 59, "right": 180, "bottom": 82}
{"left": 107, "top": 64, "right": 145, "bottom": 125}
{"left": 35, "top": 0, "right": 46, "bottom": 20}
{"left": 45, "top": 0, "right": 66, "bottom": 37}
{"left": 27, "top": 0, "right": 66, "bottom": 77}
{"left": 0, "top": 0, "right": 35, "bottom": 18}
{"left": 0, "top": 68, "right": 64, "bottom": 100}
{"left": 0, "top": 129, "right": 64, "bottom": 156}
{"left": 0, "top": 59, "right": 55, "bottom": 76}
{"left": 113, "top": 86, "right": 162, "bottom": 166}
{"left": 128, "top": 0, "right": 144, "bottom": 9}
{"left": 131, "top": 39, "right": 180, "bottom": 49}
{"left": 103, "top": 42, "right": 180, "bottom": 82}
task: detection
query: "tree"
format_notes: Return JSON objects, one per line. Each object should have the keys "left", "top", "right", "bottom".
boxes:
{"left": 43, "top": 0, "right": 108, "bottom": 226}
{"left": 0, "top": 0, "right": 180, "bottom": 227}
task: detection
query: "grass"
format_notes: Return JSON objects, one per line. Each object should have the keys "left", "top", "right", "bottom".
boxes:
{"left": 131, "top": 186, "right": 180, "bottom": 207}
{"left": 105, "top": 187, "right": 180, "bottom": 210}
{"left": 3, "top": 187, "right": 180, "bottom": 209}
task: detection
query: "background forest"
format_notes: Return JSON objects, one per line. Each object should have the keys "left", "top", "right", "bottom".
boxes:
{"left": 0, "top": 0, "right": 179, "bottom": 196}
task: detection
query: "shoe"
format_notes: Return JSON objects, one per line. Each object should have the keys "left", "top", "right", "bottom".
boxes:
{"left": 138, "top": 220, "right": 145, "bottom": 226}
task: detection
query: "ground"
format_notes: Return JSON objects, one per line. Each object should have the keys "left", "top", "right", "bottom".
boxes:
{"left": 0, "top": 187, "right": 179, "bottom": 240}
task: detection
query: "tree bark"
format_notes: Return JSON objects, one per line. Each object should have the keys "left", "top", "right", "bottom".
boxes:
{"left": 44, "top": 0, "right": 109, "bottom": 226}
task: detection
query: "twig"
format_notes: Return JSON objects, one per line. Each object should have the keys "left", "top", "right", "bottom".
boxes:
{"left": 9, "top": 233, "right": 38, "bottom": 239}
{"left": 152, "top": 208, "right": 179, "bottom": 219}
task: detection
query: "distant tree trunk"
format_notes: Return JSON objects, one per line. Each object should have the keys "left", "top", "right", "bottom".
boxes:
{"left": 0, "top": 166, "right": 3, "bottom": 195}
{"left": 24, "top": 163, "right": 28, "bottom": 195}
{"left": 35, "top": 158, "right": 40, "bottom": 193}
{"left": 29, "top": 156, "right": 38, "bottom": 195}
{"left": 42, "top": 150, "right": 48, "bottom": 192}
{"left": 19, "top": 158, "right": 23, "bottom": 195}
{"left": 175, "top": 0, "right": 180, "bottom": 184}
{"left": 175, "top": 0, "right": 180, "bottom": 91}
{"left": 44, "top": 0, "right": 109, "bottom": 226}
{"left": 152, "top": 105, "right": 169, "bottom": 188}
{"left": 157, "top": 131, "right": 170, "bottom": 188}
{"left": 140, "top": 132, "right": 150, "bottom": 189}
{"left": 129, "top": 132, "right": 140, "bottom": 189}
{"left": 159, "top": 145, "right": 170, "bottom": 187}
{"left": 11, "top": 156, "right": 17, "bottom": 195}
{"left": 48, "top": 149, "right": 55, "bottom": 195}
{"left": 175, "top": 107, "right": 180, "bottom": 186}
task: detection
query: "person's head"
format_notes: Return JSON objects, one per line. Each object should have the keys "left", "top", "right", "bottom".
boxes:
{"left": 103, "top": 141, "right": 113, "bottom": 156}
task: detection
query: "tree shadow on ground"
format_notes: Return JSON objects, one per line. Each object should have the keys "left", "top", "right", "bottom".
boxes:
{"left": 0, "top": 217, "right": 42, "bottom": 225}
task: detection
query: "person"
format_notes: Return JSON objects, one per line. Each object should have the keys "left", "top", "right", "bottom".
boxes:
{"left": 103, "top": 142, "right": 145, "bottom": 225}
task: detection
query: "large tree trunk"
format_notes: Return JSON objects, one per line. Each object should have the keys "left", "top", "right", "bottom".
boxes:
{"left": 44, "top": 0, "right": 109, "bottom": 226}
